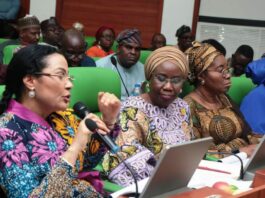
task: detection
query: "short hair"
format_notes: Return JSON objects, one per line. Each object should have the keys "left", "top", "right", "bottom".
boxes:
{"left": 202, "top": 39, "right": 226, "bottom": 56}
{"left": 175, "top": 25, "right": 191, "bottom": 38}
{"left": 40, "top": 17, "right": 59, "bottom": 33}
{"left": 235, "top": 45, "right": 254, "bottom": 60}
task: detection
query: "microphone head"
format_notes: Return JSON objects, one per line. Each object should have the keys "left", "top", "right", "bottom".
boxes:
{"left": 73, "top": 101, "right": 90, "bottom": 119}
{"left": 85, "top": 119, "right": 98, "bottom": 131}
{"left": 110, "top": 55, "right": 117, "bottom": 67}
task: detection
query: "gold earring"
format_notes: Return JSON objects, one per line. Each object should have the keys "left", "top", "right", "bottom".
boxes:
{"left": 28, "top": 89, "right": 35, "bottom": 98}
{"left": 201, "top": 79, "right": 205, "bottom": 85}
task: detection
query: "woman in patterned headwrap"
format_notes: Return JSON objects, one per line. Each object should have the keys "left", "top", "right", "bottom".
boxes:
{"left": 184, "top": 41, "right": 258, "bottom": 155}
{"left": 102, "top": 46, "right": 193, "bottom": 187}
{"left": 86, "top": 26, "right": 115, "bottom": 58}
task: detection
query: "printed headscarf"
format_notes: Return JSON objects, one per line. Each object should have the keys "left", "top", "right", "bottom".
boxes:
{"left": 185, "top": 41, "right": 222, "bottom": 84}
{"left": 116, "top": 28, "right": 141, "bottom": 46}
{"left": 145, "top": 46, "right": 189, "bottom": 80}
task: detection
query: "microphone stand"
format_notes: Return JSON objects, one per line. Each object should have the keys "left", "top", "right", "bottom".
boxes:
{"left": 110, "top": 55, "right": 130, "bottom": 97}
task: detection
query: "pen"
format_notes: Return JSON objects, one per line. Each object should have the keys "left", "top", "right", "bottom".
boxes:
{"left": 198, "top": 166, "right": 231, "bottom": 175}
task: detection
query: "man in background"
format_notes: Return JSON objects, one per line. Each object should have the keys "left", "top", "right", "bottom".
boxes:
{"left": 229, "top": 45, "right": 254, "bottom": 76}
{"left": 96, "top": 28, "right": 145, "bottom": 100}
{"left": 0, "top": 15, "right": 41, "bottom": 64}
{"left": 150, "top": 33, "right": 166, "bottom": 51}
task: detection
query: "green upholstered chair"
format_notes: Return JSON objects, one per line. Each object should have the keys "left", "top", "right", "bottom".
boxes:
{"left": 3, "top": 45, "right": 20, "bottom": 65}
{"left": 179, "top": 81, "right": 194, "bottom": 98}
{"left": 227, "top": 75, "right": 256, "bottom": 105}
{"left": 0, "top": 85, "right": 5, "bottom": 98}
{"left": 85, "top": 36, "right": 96, "bottom": 49}
{"left": 0, "top": 38, "right": 7, "bottom": 44}
{"left": 139, "top": 50, "right": 152, "bottom": 64}
{"left": 92, "top": 57, "right": 101, "bottom": 62}
{"left": 68, "top": 67, "right": 121, "bottom": 114}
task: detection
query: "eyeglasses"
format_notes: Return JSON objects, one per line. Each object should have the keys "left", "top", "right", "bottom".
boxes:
{"left": 153, "top": 74, "right": 185, "bottom": 87}
{"left": 207, "top": 67, "right": 232, "bottom": 76}
{"left": 34, "top": 72, "right": 75, "bottom": 82}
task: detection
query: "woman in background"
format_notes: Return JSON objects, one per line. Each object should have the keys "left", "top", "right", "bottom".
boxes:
{"left": 86, "top": 26, "right": 115, "bottom": 58}
{"left": 184, "top": 42, "right": 258, "bottom": 155}
{"left": 102, "top": 46, "right": 193, "bottom": 187}
{"left": 0, "top": 44, "right": 120, "bottom": 197}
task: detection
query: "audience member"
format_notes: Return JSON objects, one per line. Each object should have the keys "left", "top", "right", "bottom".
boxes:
{"left": 40, "top": 17, "right": 63, "bottom": 48}
{"left": 202, "top": 39, "right": 226, "bottom": 56}
{"left": 240, "top": 58, "right": 265, "bottom": 135}
{"left": 150, "top": 33, "right": 166, "bottom": 51}
{"left": 184, "top": 42, "right": 258, "bottom": 155}
{"left": 60, "top": 29, "right": 96, "bottom": 67}
{"left": 102, "top": 46, "right": 193, "bottom": 186}
{"left": 0, "top": 15, "right": 41, "bottom": 64}
{"left": 86, "top": 26, "right": 115, "bottom": 58}
{"left": 0, "top": 44, "right": 121, "bottom": 197}
{"left": 96, "top": 28, "right": 145, "bottom": 100}
{"left": 228, "top": 45, "right": 254, "bottom": 77}
{"left": 175, "top": 25, "right": 194, "bottom": 52}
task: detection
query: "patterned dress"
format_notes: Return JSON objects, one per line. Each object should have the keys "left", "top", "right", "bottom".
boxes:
{"left": 102, "top": 96, "right": 193, "bottom": 187}
{"left": 184, "top": 94, "right": 259, "bottom": 152}
{"left": 0, "top": 99, "right": 109, "bottom": 198}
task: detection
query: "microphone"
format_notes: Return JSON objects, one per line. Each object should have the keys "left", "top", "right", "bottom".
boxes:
{"left": 206, "top": 151, "right": 244, "bottom": 180}
{"left": 110, "top": 55, "right": 130, "bottom": 97}
{"left": 73, "top": 102, "right": 120, "bottom": 154}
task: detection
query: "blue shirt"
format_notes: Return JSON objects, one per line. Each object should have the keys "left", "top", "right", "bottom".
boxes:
{"left": 96, "top": 55, "right": 145, "bottom": 101}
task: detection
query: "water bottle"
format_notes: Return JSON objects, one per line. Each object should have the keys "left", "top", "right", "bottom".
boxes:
{"left": 132, "top": 83, "right": 141, "bottom": 96}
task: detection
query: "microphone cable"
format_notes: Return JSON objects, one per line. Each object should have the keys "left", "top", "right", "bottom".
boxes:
{"left": 116, "top": 153, "right": 140, "bottom": 198}
{"left": 110, "top": 55, "right": 130, "bottom": 97}
{"left": 206, "top": 151, "right": 244, "bottom": 180}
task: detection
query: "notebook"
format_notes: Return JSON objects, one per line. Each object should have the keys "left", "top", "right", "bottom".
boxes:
{"left": 139, "top": 137, "right": 213, "bottom": 198}
{"left": 243, "top": 135, "right": 265, "bottom": 180}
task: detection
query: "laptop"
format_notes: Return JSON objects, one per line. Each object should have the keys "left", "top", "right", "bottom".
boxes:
{"left": 139, "top": 137, "right": 213, "bottom": 198}
{"left": 243, "top": 135, "right": 265, "bottom": 180}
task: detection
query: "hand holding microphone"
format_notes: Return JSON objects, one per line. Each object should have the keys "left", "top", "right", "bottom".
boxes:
{"left": 73, "top": 102, "right": 120, "bottom": 153}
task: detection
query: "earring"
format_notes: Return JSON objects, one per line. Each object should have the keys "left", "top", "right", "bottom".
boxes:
{"left": 201, "top": 79, "right": 205, "bottom": 85}
{"left": 28, "top": 89, "right": 35, "bottom": 98}
{"left": 179, "top": 89, "right": 183, "bottom": 94}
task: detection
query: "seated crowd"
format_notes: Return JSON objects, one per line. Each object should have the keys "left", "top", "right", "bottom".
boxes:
{"left": 0, "top": 14, "right": 264, "bottom": 197}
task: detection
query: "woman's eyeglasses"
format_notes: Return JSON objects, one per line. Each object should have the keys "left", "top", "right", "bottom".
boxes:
{"left": 34, "top": 72, "right": 75, "bottom": 82}
{"left": 207, "top": 67, "right": 232, "bottom": 76}
{"left": 153, "top": 74, "right": 185, "bottom": 87}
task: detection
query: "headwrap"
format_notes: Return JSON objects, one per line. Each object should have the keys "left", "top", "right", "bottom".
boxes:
{"left": 144, "top": 46, "right": 189, "bottom": 80}
{"left": 94, "top": 25, "right": 115, "bottom": 45}
{"left": 116, "top": 28, "right": 141, "bottom": 46}
{"left": 245, "top": 58, "right": 265, "bottom": 85}
{"left": 175, "top": 25, "right": 191, "bottom": 38}
{"left": 18, "top": 15, "right": 40, "bottom": 30}
{"left": 185, "top": 41, "right": 221, "bottom": 84}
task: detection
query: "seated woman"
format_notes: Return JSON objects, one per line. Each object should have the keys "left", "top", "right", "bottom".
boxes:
{"left": 86, "top": 26, "right": 115, "bottom": 58}
{"left": 184, "top": 42, "right": 258, "bottom": 155}
{"left": 240, "top": 58, "right": 265, "bottom": 135}
{"left": 102, "top": 46, "right": 193, "bottom": 187}
{"left": 0, "top": 45, "right": 121, "bottom": 197}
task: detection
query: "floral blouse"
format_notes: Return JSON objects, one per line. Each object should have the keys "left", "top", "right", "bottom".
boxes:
{"left": 0, "top": 99, "right": 108, "bottom": 198}
{"left": 102, "top": 96, "right": 193, "bottom": 187}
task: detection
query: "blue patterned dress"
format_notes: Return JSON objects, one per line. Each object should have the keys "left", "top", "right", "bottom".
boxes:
{"left": 0, "top": 99, "right": 108, "bottom": 197}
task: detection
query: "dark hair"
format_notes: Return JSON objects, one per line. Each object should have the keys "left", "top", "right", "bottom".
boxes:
{"left": 0, "top": 44, "right": 58, "bottom": 114}
{"left": 235, "top": 45, "right": 254, "bottom": 61}
{"left": 202, "top": 39, "right": 226, "bottom": 56}
{"left": 175, "top": 25, "right": 191, "bottom": 38}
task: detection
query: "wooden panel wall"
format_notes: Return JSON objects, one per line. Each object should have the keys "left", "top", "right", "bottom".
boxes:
{"left": 56, "top": 0, "right": 163, "bottom": 48}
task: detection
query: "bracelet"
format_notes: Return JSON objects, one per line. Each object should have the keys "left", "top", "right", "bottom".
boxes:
{"left": 60, "top": 156, "right": 75, "bottom": 168}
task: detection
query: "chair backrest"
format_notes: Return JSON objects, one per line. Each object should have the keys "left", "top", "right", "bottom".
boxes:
{"left": 0, "top": 85, "right": 5, "bottom": 98}
{"left": 3, "top": 45, "right": 20, "bottom": 65}
{"left": 69, "top": 67, "right": 121, "bottom": 113}
{"left": 139, "top": 50, "right": 152, "bottom": 64}
{"left": 227, "top": 75, "right": 256, "bottom": 105}
{"left": 0, "top": 38, "right": 7, "bottom": 44}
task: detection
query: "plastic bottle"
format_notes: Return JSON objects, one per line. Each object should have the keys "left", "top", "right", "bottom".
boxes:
{"left": 132, "top": 83, "right": 141, "bottom": 96}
